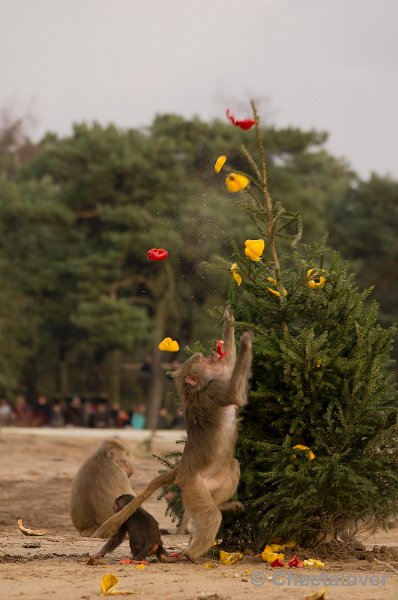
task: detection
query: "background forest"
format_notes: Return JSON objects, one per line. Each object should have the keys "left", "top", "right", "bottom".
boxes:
{"left": 1, "top": 113, "right": 397, "bottom": 426}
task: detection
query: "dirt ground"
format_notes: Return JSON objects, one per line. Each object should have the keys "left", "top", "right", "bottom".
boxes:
{"left": 0, "top": 429, "right": 397, "bottom": 600}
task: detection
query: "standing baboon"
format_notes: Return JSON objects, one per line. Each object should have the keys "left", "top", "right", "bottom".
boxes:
{"left": 93, "top": 306, "right": 252, "bottom": 562}
{"left": 95, "top": 494, "right": 173, "bottom": 562}
{"left": 70, "top": 439, "right": 135, "bottom": 537}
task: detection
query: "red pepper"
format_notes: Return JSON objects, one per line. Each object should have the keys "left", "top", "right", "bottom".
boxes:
{"left": 118, "top": 558, "right": 149, "bottom": 565}
{"left": 271, "top": 558, "right": 285, "bottom": 568}
{"left": 288, "top": 554, "right": 304, "bottom": 568}
{"left": 226, "top": 108, "right": 255, "bottom": 130}
{"left": 147, "top": 248, "right": 169, "bottom": 261}
{"left": 216, "top": 340, "right": 228, "bottom": 359}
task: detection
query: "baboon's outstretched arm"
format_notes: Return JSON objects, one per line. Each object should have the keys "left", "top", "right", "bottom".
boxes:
{"left": 222, "top": 304, "right": 236, "bottom": 367}
{"left": 228, "top": 331, "right": 253, "bottom": 407}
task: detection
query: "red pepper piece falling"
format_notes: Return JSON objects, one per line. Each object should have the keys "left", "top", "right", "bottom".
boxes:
{"left": 147, "top": 248, "right": 169, "bottom": 261}
{"left": 216, "top": 340, "right": 228, "bottom": 359}
{"left": 226, "top": 108, "right": 255, "bottom": 130}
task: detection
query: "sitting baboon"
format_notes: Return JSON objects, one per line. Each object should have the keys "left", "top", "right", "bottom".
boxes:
{"left": 93, "top": 305, "right": 252, "bottom": 562}
{"left": 70, "top": 439, "right": 135, "bottom": 537}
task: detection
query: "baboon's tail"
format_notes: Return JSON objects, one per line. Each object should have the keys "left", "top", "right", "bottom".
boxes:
{"left": 92, "top": 469, "right": 177, "bottom": 539}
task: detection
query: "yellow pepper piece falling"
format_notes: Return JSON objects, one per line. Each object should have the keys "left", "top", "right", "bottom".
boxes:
{"left": 226, "top": 173, "right": 249, "bottom": 192}
{"left": 158, "top": 337, "right": 180, "bottom": 352}
{"left": 214, "top": 155, "right": 227, "bottom": 173}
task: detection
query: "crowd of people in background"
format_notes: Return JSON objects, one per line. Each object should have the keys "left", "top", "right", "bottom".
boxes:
{"left": 0, "top": 394, "right": 186, "bottom": 430}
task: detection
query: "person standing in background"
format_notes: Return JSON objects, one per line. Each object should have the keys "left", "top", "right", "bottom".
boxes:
{"left": 130, "top": 404, "right": 146, "bottom": 429}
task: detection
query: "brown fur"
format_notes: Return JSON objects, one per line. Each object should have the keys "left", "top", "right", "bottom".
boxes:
{"left": 70, "top": 439, "right": 135, "bottom": 537}
{"left": 92, "top": 306, "right": 252, "bottom": 562}
{"left": 95, "top": 494, "right": 174, "bottom": 562}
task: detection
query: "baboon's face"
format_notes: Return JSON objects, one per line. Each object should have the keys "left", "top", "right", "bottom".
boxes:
{"left": 183, "top": 353, "right": 226, "bottom": 390}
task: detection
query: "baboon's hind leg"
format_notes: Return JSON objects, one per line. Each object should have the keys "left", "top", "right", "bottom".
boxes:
{"left": 181, "top": 476, "right": 222, "bottom": 562}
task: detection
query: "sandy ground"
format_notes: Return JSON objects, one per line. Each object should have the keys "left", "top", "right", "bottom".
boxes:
{"left": 0, "top": 428, "right": 397, "bottom": 600}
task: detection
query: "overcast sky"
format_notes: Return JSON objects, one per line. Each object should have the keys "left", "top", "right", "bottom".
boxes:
{"left": 1, "top": 0, "right": 397, "bottom": 179}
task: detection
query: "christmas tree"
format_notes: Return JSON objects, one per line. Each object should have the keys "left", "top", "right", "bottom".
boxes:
{"left": 216, "top": 102, "right": 398, "bottom": 549}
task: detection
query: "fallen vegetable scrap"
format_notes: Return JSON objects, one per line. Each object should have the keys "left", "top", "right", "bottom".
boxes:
{"left": 262, "top": 552, "right": 285, "bottom": 564}
{"left": 17, "top": 519, "right": 46, "bottom": 536}
{"left": 219, "top": 550, "right": 244, "bottom": 564}
{"left": 100, "top": 574, "right": 135, "bottom": 596}
{"left": 271, "top": 558, "right": 285, "bottom": 568}
{"left": 216, "top": 340, "right": 227, "bottom": 359}
{"left": 303, "top": 559, "right": 325, "bottom": 568}
{"left": 169, "top": 552, "right": 189, "bottom": 561}
{"left": 261, "top": 544, "right": 323, "bottom": 569}
{"left": 147, "top": 247, "right": 169, "bottom": 261}
{"left": 288, "top": 554, "right": 304, "bottom": 568}
{"left": 118, "top": 558, "right": 149, "bottom": 565}
{"left": 158, "top": 337, "right": 180, "bottom": 352}
{"left": 261, "top": 546, "right": 285, "bottom": 564}
{"left": 226, "top": 108, "right": 255, "bottom": 130}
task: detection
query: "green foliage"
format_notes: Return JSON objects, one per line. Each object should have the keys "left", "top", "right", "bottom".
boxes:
{"left": 218, "top": 104, "right": 398, "bottom": 549}
{"left": 0, "top": 111, "right": 376, "bottom": 403}
{"left": 71, "top": 297, "right": 150, "bottom": 351}
{"left": 329, "top": 174, "right": 398, "bottom": 331}
{"left": 0, "top": 257, "right": 39, "bottom": 394}
{"left": 154, "top": 442, "right": 185, "bottom": 525}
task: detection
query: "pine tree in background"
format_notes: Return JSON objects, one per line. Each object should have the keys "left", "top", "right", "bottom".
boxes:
{"left": 218, "top": 101, "right": 398, "bottom": 549}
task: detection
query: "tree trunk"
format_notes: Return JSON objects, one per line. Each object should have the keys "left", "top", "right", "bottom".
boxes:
{"left": 109, "top": 349, "right": 121, "bottom": 406}
{"left": 59, "top": 361, "right": 69, "bottom": 398}
{"left": 145, "top": 299, "right": 167, "bottom": 447}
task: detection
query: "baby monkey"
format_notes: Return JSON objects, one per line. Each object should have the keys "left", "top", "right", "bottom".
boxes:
{"left": 96, "top": 494, "right": 173, "bottom": 562}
